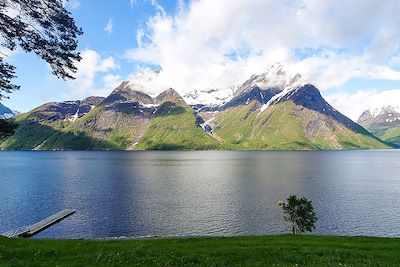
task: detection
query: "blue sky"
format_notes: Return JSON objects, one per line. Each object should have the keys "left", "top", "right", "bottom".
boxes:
{"left": 2, "top": 0, "right": 400, "bottom": 120}
{"left": 3, "top": 0, "right": 180, "bottom": 112}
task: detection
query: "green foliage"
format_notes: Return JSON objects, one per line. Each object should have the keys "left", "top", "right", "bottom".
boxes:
{"left": 282, "top": 195, "right": 318, "bottom": 234}
{"left": 214, "top": 101, "right": 390, "bottom": 150}
{"left": 0, "top": 114, "right": 119, "bottom": 150}
{"left": 0, "top": 0, "right": 83, "bottom": 98}
{"left": 137, "top": 105, "right": 220, "bottom": 150}
{"left": 0, "top": 120, "right": 55, "bottom": 149}
{"left": 1, "top": 235, "right": 400, "bottom": 266}
{"left": 369, "top": 126, "right": 400, "bottom": 146}
{"left": 0, "top": 58, "right": 19, "bottom": 97}
{"left": 0, "top": 118, "right": 17, "bottom": 138}
{"left": 0, "top": 102, "right": 221, "bottom": 150}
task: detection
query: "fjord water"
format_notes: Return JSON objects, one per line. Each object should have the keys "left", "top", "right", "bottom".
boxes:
{"left": 0, "top": 151, "right": 399, "bottom": 239}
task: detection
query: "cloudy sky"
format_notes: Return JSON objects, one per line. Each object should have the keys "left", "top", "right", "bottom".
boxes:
{"left": 2, "top": 0, "right": 400, "bottom": 120}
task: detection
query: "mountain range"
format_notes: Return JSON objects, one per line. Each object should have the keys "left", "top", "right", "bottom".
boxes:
{"left": 358, "top": 105, "right": 400, "bottom": 146}
{"left": 0, "top": 64, "right": 394, "bottom": 150}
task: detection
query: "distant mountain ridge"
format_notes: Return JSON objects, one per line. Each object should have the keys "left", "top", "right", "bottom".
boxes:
{"left": 26, "top": 96, "right": 105, "bottom": 123}
{"left": 1, "top": 64, "right": 392, "bottom": 150}
{"left": 1, "top": 84, "right": 218, "bottom": 150}
{"left": 358, "top": 105, "right": 400, "bottom": 146}
{"left": 0, "top": 102, "right": 15, "bottom": 119}
{"left": 193, "top": 65, "right": 387, "bottom": 150}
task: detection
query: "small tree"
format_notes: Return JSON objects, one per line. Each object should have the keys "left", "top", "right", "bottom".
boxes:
{"left": 281, "top": 195, "right": 317, "bottom": 234}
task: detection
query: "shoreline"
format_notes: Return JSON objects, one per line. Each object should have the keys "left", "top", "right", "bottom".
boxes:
{"left": 0, "top": 148, "right": 399, "bottom": 152}
{"left": 27, "top": 233, "right": 400, "bottom": 241}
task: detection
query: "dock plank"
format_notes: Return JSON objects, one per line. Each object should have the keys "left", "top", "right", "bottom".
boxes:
{"left": 20, "top": 209, "right": 76, "bottom": 237}
{"left": 1, "top": 209, "right": 76, "bottom": 238}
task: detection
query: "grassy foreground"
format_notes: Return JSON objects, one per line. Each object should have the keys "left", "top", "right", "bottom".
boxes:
{"left": 1, "top": 235, "right": 400, "bottom": 266}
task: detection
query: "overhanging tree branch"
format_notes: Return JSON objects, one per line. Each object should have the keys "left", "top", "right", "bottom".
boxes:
{"left": 0, "top": 0, "right": 83, "bottom": 99}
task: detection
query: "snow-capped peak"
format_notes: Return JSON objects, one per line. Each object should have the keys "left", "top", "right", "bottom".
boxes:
{"left": 238, "top": 63, "right": 306, "bottom": 113}
{"left": 368, "top": 105, "right": 400, "bottom": 118}
{"left": 123, "top": 63, "right": 306, "bottom": 107}
{"left": 238, "top": 63, "right": 304, "bottom": 95}
{"left": 358, "top": 104, "right": 400, "bottom": 127}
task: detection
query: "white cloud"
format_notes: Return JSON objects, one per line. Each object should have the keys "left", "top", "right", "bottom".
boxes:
{"left": 389, "top": 53, "right": 400, "bottom": 68}
{"left": 67, "top": 49, "right": 119, "bottom": 98}
{"left": 291, "top": 52, "right": 400, "bottom": 89}
{"left": 125, "top": 0, "right": 400, "bottom": 97}
{"left": 103, "top": 74, "right": 123, "bottom": 89}
{"left": 136, "top": 28, "right": 145, "bottom": 47}
{"left": 149, "top": 0, "right": 165, "bottom": 16}
{"left": 325, "top": 89, "right": 400, "bottom": 121}
{"left": 74, "top": 50, "right": 118, "bottom": 78}
{"left": 104, "top": 18, "right": 113, "bottom": 35}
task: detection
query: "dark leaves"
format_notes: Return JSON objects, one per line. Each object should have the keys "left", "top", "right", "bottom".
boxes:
{"left": 282, "top": 194, "right": 318, "bottom": 234}
{"left": 0, "top": 58, "right": 20, "bottom": 99}
{"left": 0, "top": 0, "right": 83, "bottom": 99}
{"left": 0, "top": 118, "right": 17, "bottom": 138}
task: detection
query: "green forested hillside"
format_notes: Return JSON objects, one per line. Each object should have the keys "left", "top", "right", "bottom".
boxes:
{"left": 213, "top": 101, "right": 389, "bottom": 150}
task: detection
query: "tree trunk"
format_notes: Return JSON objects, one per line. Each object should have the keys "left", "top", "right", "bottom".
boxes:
{"left": 292, "top": 222, "right": 298, "bottom": 235}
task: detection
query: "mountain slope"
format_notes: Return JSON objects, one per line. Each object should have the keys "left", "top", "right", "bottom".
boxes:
{"left": 1, "top": 65, "right": 392, "bottom": 151}
{"left": 72, "top": 85, "right": 219, "bottom": 150}
{"left": 196, "top": 66, "right": 389, "bottom": 150}
{"left": 358, "top": 106, "right": 400, "bottom": 146}
{"left": 0, "top": 102, "right": 14, "bottom": 119}
{"left": 213, "top": 100, "right": 386, "bottom": 150}
{"left": 1, "top": 84, "right": 220, "bottom": 150}
{"left": 136, "top": 104, "right": 219, "bottom": 150}
{"left": 0, "top": 97, "right": 108, "bottom": 150}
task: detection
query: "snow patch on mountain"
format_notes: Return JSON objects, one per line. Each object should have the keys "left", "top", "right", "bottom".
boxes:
{"left": 183, "top": 87, "right": 237, "bottom": 105}
{"left": 124, "top": 63, "right": 307, "bottom": 108}
{"left": 0, "top": 113, "right": 14, "bottom": 119}
{"left": 260, "top": 85, "right": 302, "bottom": 112}
{"left": 368, "top": 105, "right": 400, "bottom": 118}
{"left": 237, "top": 63, "right": 304, "bottom": 95}
{"left": 126, "top": 69, "right": 238, "bottom": 106}
{"left": 0, "top": 102, "right": 15, "bottom": 119}
{"left": 358, "top": 104, "right": 400, "bottom": 129}
{"left": 248, "top": 63, "right": 306, "bottom": 113}
{"left": 69, "top": 108, "right": 80, "bottom": 122}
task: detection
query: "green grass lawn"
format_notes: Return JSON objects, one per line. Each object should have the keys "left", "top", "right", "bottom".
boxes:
{"left": 1, "top": 235, "right": 400, "bottom": 266}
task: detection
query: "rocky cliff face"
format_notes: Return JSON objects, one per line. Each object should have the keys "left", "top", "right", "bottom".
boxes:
{"left": 26, "top": 96, "right": 105, "bottom": 122}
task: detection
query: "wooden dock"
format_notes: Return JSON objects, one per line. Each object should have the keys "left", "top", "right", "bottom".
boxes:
{"left": 2, "top": 209, "right": 75, "bottom": 238}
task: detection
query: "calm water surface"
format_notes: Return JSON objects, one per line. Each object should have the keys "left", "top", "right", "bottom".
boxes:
{"left": 0, "top": 150, "right": 399, "bottom": 238}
